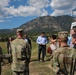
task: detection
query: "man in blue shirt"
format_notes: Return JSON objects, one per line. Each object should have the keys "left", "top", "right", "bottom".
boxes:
{"left": 67, "top": 29, "right": 74, "bottom": 47}
{"left": 36, "top": 32, "right": 47, "bottom": 62}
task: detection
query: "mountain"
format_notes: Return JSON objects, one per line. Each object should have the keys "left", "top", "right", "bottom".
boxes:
{"left": 19, "top": 15, "right": 76, "bottom": 34}
{"left": 0, "top": 29, "right": 15, "bottom": 34}
{"left": 0, "top": 15, "right": 76, "bottom": 34}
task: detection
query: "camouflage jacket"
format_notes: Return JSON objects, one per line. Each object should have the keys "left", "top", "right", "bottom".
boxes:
{"left": 11, "top": 38, "right": 29, "bottom": 72}
{"left": 51, "top": 46, "right": 76, "bottom": 75}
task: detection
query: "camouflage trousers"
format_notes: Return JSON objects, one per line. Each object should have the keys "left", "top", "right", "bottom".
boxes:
{"left": 12, "top": 64, "right": 29, "bottom": 75}
{"left": 12, "top": 71, "right": 29, "bottom": 75}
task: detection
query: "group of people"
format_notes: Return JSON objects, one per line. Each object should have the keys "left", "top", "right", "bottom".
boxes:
{"left": 36, "top": 28, "right": 76, "bottom": 75}
{"left": 0, "top": 29, "right": 32, "bottom": 75}
{"left": 7, "top": 33, "right": 32, "bottom": 64}
{"left": 0, "top": 27, "right": 76, "bottom": 75}
{"left": 51, "top": 31, "right": 76, "bottom": 75}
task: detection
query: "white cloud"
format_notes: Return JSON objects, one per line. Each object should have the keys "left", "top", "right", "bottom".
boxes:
{"left": 11, "top": 0, "right": 50, "bottom": 16}
{"left": 0, "top": 20, "right": 5, "bottom": 22}
{"left": 50, "top": 0, "right": 76, "bottom": 16}
{"left": 1, "top": 0, "right": 76, "bottom": 22}
{"left": 0, "top": 0, "right": 11, "bottom": 18}
{"left": 51, "top": 9, "right": 71, "bottom": 16}
{"left": 40, "top": 9, "right": 48, "bottom": 16}
{"left": 0, "top": 0, "right": 10, "bottom": 7}
{"left": 0, "top": 0, "right": 50, "bottom": 20}
{"left": 28, "top": 0, "right": 50, "bottom": 9}
{"left": 11, "top": 6, "right": 37, "bottom": 16}
{"left": 13, "top": 0, "right": 22, "bottom": 2}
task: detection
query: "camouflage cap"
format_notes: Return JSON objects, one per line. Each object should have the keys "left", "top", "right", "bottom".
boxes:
{"left": 58, "top": 31, "right": 68, "bottom": 38}
{"left": 17, "top": 29, "right": 23, "bottom": 32}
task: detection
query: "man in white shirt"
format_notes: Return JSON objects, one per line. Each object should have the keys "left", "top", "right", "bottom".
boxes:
{"left": 36, "top": 32, "right": 47, "bottom": 62}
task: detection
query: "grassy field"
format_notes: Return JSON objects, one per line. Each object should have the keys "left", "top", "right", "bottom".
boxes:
{"left": 0, "top": 42, "right": 7, "bottom": 54}
{"left": 0, "top": 41, "right": 53, "bottom": 75}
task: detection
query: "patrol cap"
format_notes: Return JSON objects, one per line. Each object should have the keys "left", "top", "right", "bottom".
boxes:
{"left": 17, "top": 29, "right": 23, "bottom": 32}
{"left": 58, "top": 31, "right": 68, "bottom": 38}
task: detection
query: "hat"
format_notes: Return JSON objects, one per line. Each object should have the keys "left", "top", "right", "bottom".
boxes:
{"left": 17, "top": 29, "right": 23, "bottom": 32}
{"left": 72, "top": 26, "right": 76, "bottom": 31}
{"left": 58, "top": 31, "right": 68, "bottom": 38}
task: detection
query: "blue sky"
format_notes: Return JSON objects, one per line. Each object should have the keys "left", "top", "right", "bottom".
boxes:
{"left": 0, "top": 0, "right": 76, "bottom": 29}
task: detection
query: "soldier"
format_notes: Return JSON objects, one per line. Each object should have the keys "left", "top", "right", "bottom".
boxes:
{"left": 0, "top": 47, "right": 3, "bottom": 75}
{"left": 51, "top": 31, "right": 76, "bottom": 75}
{"left": 11, "top": 29, "right": 30, "bottom": 75}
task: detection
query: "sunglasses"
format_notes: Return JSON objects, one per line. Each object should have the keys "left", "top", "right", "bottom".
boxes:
{"left": 72, "top": 34, "right": 76, "bottom": 38}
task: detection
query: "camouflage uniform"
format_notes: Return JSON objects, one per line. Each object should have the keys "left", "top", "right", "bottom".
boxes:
{"left": 51, "top": 31, "right": 76, "bottom": 75}
{"left": 11, "top": 29, "right": 29, "bottom": 75}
